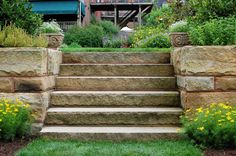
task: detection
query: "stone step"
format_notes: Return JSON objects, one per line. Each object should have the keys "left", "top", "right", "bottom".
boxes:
{"left": 45, "top": 107, "right": 182, "bottom": 125}
{"left": 59, "top": 64, "right": 174, "bottom": 76}
{"left": 62, "top": 52, "right": 170, "bottom": 64}
{"left": 41, "top": 126, "right": 181, "bottom": 140}
{"left": 55, "top": 76, "right": 176, "bottom": 91}
{"left": 50, "top": 91, "right": 180, "bottom": 107}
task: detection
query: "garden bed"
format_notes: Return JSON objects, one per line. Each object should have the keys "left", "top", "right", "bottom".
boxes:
{"left": 61, "top": 47, "right": 172, "bottom": 53}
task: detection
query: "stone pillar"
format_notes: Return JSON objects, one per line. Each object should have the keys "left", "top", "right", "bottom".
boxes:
{"left": 171, "top": 46, "right": 236, "bottom": 109}
{"left": 0, "top": 48, "right": 62, "bottom": 135}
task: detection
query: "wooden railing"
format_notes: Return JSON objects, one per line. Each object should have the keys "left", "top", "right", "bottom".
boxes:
{"left": 90, "top": 0, "right": 154, "bottom": 3}
{"left": 57, "top": 21, "right": 77, "bottom": 32}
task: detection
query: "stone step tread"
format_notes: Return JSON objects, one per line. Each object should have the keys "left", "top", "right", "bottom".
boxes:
{"left": 47, "top": 107, "right": 183, "bottom": 113}
{"left": 56, "top": 76, "right": 176, "bottom": 78}
{"left": 51, "top": 91, "right": 179, "bottom": 95}
{"left": 41, "top": 126, "right": 180, "bottom": 133}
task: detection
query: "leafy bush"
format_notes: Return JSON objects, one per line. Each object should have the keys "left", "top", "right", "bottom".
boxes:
{"left": 131, "top": 26, "right": 162, "bottom": 47}
{"left": 188, "top": 17, "right": 236, "bottom": 45}
{"left": 137, "top": 33, "right": 171, "bottom": 48}
{"left": 181, "top": 103, "right": 236, "bottom": 149}
{"left": 0, "top": 25, "right": 48, "bottom": 47}
{"left": 170, "top": 21, "right": 188, "bottom": 33}
{"left": 38, "top": 21, "right": 63, "bottom": 34}
{"left": 0, "top": 0, "right": 43, "bottom": 35}
{"left": 0, "top": 98, "right": 32, "bottom": 141}
{"left": 64, "top": 25, "right": 104, "bottom": 47}
{"left": 145, "top": 4, "right": 175, "bottom": 28}
{"left": 103, "top": 38, "right": 124, "bottom": 48}
{"left": 98, "top": 20, "right": 119, "bottom": 36}
{"left": 187, "top": 0, "right": 236, "bottom": 22}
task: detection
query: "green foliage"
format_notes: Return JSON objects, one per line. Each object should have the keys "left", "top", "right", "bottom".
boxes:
{"left": 64, "top": 25, "right": 104, "bottom": 47}
{"left": 188, "top": 17, "right": 236, "bottom": 45}
{"left": 138, "top": 33, "right": 171, "bottom": 48}
{"left": 98, "top": 20, "right": 119, "bottom": 36}
{"left": 104, "top": 38, "right": 124, "bottom": 48}
{"left": 0, "top": 0, "right": 43, "bottom": 35}
{"left": 181, "top": 103, "right": 236, "bottom": 149}
{"left": 187, "top": 0, "right": 236, "bottom": 22}
{"left": 0, "top": 25, "right": 48, "bottom": 47}
{"left": 169, "top": 21, "right": 188, "bottom": 33}
{"left": 0, "top": 98, "right": 32, "bottom": 141}
{"left": 38, "top": 21, "right": 63, "bottom": 34}
{"left": 169, "top": 0, "right": 192, "bottom": 21}
{"left": 145, "top": 4, "right": 175, "bottom": 28}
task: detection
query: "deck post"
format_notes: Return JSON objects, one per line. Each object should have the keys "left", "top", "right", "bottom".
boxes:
{"left": 138, "top": 5, "right": 142, "bottom": 26}
{"left": 114, "top": 5, "right": 118, "bottom": 25}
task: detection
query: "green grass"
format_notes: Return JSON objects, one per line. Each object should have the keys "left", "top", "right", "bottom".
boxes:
{"left": 16, "top": 138, "right": 202, "bottom": 156}
{"left": 61, "top": 47, "right": 172, "bottom": 53}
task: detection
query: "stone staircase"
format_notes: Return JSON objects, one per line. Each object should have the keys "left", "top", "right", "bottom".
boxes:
{"left": 41, "top": 52, "right": 182, "bottom": 140}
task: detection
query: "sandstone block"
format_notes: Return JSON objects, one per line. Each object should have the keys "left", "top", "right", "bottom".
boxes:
{"left": 172, "top": 46, "right": 236, "bottom": 76}
{"left": 0, "top": 78, "right": 14, "bottom": 92}
{"left": 215, "top": 77, "right": 236, "bottom": 91}
{"left": 48, "top": 49, "right": 62, "bottom": 75}
{"left": 0, "top": 92, "right": 50, "bottom": 122}
{"left": 0, "top": 48, "right": 48, "bottom": 76}
{"left": 180, "top": 91, "right": 236, "bottom": 110}
{"left": 177, "top": 76, "right": 214, "bottom": 91}
{"left": 14, "top": 76, "right": 55, "bottom": 92}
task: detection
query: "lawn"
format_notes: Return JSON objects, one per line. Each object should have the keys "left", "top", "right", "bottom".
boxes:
{"left": 16, "top": 138, "right": 202, "bottom": 156}
{"left": 61, "top": 47, "right": 172, "bottom": 53}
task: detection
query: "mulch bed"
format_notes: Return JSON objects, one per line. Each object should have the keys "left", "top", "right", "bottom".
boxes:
{"left": 204, "top": 149, "right": 236, "bottom": 156}
{"left": 0, "top": 137, "right": 35, "bottom": 156}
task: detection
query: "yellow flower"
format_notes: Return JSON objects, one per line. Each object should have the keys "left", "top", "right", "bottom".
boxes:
{"left": 230, "top": 120, "right": 234, "bottom": 123}
{"left": 14, "top": 108, "right": 18, "bottom": 112}
{"left": 196, "top": 107, "right": 203, "bottom": 113}
{"left": 226, "top": 112, "right": 231, "bottom": 116}
{"left": 227, "top": 116, "right": 232, "bottom": 121}
{"left": 198, "top": 127, "right": 204, "bottom": 131}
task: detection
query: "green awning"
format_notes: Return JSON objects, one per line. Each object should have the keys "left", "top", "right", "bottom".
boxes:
{"left": 31, "top": 1, "right": 85, "bottom": 16}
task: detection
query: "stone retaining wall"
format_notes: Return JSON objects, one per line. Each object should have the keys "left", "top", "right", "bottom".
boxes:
{"left": 172, "top": 46, "right": 236, "bottom": 109}
{"left": 0, "top": 48, "right": 62, "bottom": 134}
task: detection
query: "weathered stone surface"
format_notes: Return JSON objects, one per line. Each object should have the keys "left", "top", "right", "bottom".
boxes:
{"left": 215, "top": 77, "right": 236, "bottom": 90}
{"left": 48, "top": 49, "right": 62, "bottom": 75}
{"left": 0, "top": 92, "right": 50, "bottom": 122}
{"left": 56, "top": 76, "right": 177, "bottom": 91}
{"left": 0, "top": 78, "right": 14, "bottom": 92}
{"left": 14, "top": 76, "right": 55, "bottom": 92}
{"left": 0, "top": 48, "right": 48, "bottom": 76}
{"left": 177, "top": 76, "right": 214, "bottom": 91}
{"left": 181, "top": 91, "right": 236, "bottom": 110}
{"left": 31, "top": 123, "right": 43, "bottom": 135}
{"left": 172, "top": 46, "right": 236, "bottom": 76}
{"left": 45, "top": 108, "right": 182, "bottom": 125}
{"left": 41, "top": 126, "right": 182, "bottom": 141}
{"left": 51, "top": 91, "right": 180, "bottom": 107}
{"left": 63, "top": 52, "right": 170, "bottom": 64}
{"left": 60, "top": 64, "right": 174, "bottom": 76}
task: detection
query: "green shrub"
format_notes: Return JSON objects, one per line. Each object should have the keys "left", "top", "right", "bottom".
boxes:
{"left": 0, "top": 0, "right": 43, "bottom": 35}
{"left": 98, "top": 20, "right": 119, "bottom": 36}
{"left": 181, "top": 103, "right": 236, "bottom": 149}
{"left": 0, "top": 98, "right": 33, "bottom": 141}
{"left": 104, "top": 38, "right": 124, "bottom": 48}
{"left": 145, "top": 4, "right": 175, "bottom": 28}
{"left": 188, "top": 17, "right": 236, "bottom": 45}
{"left": 137, "top": 33, "right": 171, "bottom": 48}
{"left": 187, "top": 0, "right": 236, "bottom": 22}
{"left": 169, "top": 21, "right": 188, "bottom": 33}
{"left": 38, "top": 21, "right": 63, "bottom": 34}
{"left": 64, "top": 25, "right": 104, "bottom": 47}
{"left": 0, "top": 25, "right": 48, "bottom": 47}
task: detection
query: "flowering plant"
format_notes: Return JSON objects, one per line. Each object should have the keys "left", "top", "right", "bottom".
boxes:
{"left": 38, "top": 20, "right": 63, "bottom": 34}
{"left": 181, "top": 103, "right": 236, "bottom": 149}
{"left": 169, "top": 20, "right": 188, "bottom": 33}
{"left": 0, "top": 98, "right": 32, "bottom": 141}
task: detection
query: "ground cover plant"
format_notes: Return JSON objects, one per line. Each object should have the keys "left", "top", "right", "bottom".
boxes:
{"left": 0, "top": 98, "right": 32, "bottom": 141}
{"left": 0, "top": 25, "right": 48, "bottom": 47}
{"left": 16, "top": 138, "right": 202, "bottom": 156}
{"left": 181, "top": 103, "right": 236, "bottom": 149}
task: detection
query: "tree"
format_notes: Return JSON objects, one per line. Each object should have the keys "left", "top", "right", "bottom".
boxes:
{"left": 0, "top": 0, "right": 42, "bottom": 35}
